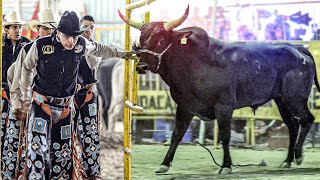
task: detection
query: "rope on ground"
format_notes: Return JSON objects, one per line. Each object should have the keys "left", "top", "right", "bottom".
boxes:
{"left": 194, "top": 141, "right": 221, "bottom": 167}
{"left": 194, "top": 141, "right": 267, "bottom": 168}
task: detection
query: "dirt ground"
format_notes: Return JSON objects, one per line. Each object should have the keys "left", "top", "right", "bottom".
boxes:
{"left": 100, "top": 122, "right": 124, "bottom": 180}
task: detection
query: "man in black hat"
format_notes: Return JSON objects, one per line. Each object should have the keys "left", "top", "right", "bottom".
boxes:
{"left": 18, "top": 11, "right": 129, "bottom": 179}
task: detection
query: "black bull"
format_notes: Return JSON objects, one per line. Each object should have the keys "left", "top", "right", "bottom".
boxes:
{"left": 119, "top": 6, "right": 320, "bottom": 174}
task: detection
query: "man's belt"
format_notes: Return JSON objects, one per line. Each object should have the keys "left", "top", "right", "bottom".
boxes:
{"left": 46, "top": 95, "right": 72, "bottom": 106}
{"left": 80, "top": 83, "right": 96, "bottom": 90}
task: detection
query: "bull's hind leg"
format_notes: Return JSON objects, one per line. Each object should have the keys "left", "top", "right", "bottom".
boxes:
{"left": 155, "top": 106, "right": 193, "bottom": 173}
{"left": 215, "top": 104, "right": 233, "bottom": 174}
{"left": 274, "top": 97, "right": 299, "bottom": 168}
{"left": 277, "top": 68, "right": 315, "bottom": 167}
{"left": 292, "top": 100, "right": 314, "bottom": 165}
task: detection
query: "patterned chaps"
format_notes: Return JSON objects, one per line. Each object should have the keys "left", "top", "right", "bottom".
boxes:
{"left": 1, "top": 87, "right": 22, "bottom": 180}
{"left": 24, "top": 91, "right": 76, "bottom": 179}
{"left": 74, "top": 84, "right": 100, "bottom": 179}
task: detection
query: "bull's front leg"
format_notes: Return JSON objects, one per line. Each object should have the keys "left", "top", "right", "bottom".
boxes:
{"left": 155, "top": 106, "right": 193, "bottom": 173}
{"left": 215, "top": 104, "right": 233, "bottom": 174}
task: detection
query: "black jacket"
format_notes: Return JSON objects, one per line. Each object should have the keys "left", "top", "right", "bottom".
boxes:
{"left": 2, "top": 36, "right": 30, "bottom": 86}
{"left": 34, "top": 32, "right": 85, "bottom": 97}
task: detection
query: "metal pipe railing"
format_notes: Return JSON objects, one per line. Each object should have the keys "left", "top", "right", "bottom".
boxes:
{"left": 125, "top": 0, "right": 156, "bottom": 10}
{"left": 123, "top": 0, "right": 156, "bottom": 179}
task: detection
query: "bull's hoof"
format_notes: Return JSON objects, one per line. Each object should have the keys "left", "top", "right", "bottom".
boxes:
{"left": 217, "top": 167, "right": 232, "bottom": 174}
{"left": 163, "top": 139, "right": 171, "bottom": 146}
{"left": 279, "top": 162, "right": 291, "bottom": 168}
{"left": 295, "top": 155, "right": 304, "bottom": 165}
{"left": 155, "top": 165, "right": 170, "bottom": 173}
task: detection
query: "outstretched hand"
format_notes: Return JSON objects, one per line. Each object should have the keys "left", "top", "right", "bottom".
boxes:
{"left": 122, "top": 51, "right": 139, "bottom": 61}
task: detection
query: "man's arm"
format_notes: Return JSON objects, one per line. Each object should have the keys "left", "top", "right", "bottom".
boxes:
{"left": 7, "top": 62, "right": 15, "bottom": 89}
{"left": 10, "top": 47, "right": 27, "bottom": 110}
{"left": 85, "top": 54, "right": 99, "bottom": 70}
{"left": 20, "top": 42, "right": 38, "bottom": 102}
{"left": 84, "top": 38, "right": 127, "bottom": 59}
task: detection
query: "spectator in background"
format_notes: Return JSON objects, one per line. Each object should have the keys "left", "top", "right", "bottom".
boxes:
{"left": 265, "top": 23, "right": 277, "bottom": 40}
{"left": 236, "top": 3, "right": 260, "bottom": 40}
{"left": 264, "top": 10, "right": 291, "bottom": 40}
{"left": 203, "top": 6, "right": 215, "bottom": 37}
{"left": 186, "top": 7, "right": 206, "bottom": 28}
{"left": 214, "top": 6, "right": 231, "bottom": 40}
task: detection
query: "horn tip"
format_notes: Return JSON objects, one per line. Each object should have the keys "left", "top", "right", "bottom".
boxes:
{"left": 118, "top": 10, "right": 125, "bottom": 20}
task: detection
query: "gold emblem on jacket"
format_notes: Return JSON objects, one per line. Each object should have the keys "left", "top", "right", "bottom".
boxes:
{"left": 74, "top": 44, "right": 83, "bottom": 53}
{"left": 42, "top": 45, "right": 54, "bottom": 54}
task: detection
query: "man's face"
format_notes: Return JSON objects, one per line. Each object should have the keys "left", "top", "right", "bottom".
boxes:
{"left": 5, "top": 24, "right": 22, "bottom": 41}
{"left": 81, "top": 20, "right": 95, "bottom": 39}
{"left": 57, "top": 31, "right": 78, "bottom": 50}
{"left": 38, "top": 25, "right": 54, "bottom": 37}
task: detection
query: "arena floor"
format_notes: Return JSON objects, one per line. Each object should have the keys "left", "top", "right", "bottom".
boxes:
{"left": 131, "top": 145, "right": 320, "bottom": 180}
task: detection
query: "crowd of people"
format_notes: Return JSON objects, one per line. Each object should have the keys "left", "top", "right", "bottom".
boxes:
{"left": 1, "top": 9, "right": 130, "bottom": 179}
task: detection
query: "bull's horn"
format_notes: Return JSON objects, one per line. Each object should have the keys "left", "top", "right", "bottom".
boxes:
{"left": 164, "top": 5, "right": 189, "bottom": 30}
{"left": 118, "top": 10, "right": 144, "bottom": 30}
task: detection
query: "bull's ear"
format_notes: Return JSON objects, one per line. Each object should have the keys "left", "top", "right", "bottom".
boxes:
{"left": 174, "top": 31, "right": 193, "bottom": 44}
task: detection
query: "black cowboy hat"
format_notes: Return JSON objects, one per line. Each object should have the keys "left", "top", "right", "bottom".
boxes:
{"left": 57, "top": 11, "right": 89, "bottom": 36}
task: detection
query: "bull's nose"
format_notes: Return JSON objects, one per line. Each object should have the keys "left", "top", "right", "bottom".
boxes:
{"left": 136, "top": 51, "right": 142, "bottom": 57}
{"left": 136, "top": 62, "right": 148, "bottom": 74}
{"left": 132, "top": 41, "right": 141, "bottom": 51}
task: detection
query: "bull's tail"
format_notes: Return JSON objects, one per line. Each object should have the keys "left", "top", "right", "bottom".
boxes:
{"left": 305, "top": 51, "right": 320, "bottom": 92}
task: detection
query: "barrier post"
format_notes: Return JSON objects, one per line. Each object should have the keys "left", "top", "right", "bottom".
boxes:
{"left": 123, "top": 1, "right": 132, "bottom": 179}
{"left": 0, "top": 1, "right": 3, "bottom": 177}
{"left": 250, "top": 118, "right": 256, "bottom": 145}
{"left": 123, "top": 1, "right": 155, "bottom": 179}
{"left": 214, "top": 120, "right": 218, "bottom": 147}
{"left": 198, "top": 120, "right": 206, "bottom": 144}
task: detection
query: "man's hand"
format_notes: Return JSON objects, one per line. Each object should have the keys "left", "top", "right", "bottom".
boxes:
{"left": 121, "top": 51, "right": 136, "bottom": 60}
{"left": 13, "top": 109, "right": 21, "bottom": 120}
{"left": 20, "top": 100, "right": 31, "bottom": 121}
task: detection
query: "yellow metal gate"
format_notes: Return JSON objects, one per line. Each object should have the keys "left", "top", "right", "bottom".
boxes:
{"left": 122, "top": 0, "right": 156, "bottom": 179}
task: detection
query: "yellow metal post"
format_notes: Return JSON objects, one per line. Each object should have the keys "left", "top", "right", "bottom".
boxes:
{"left": 250, "top": 118, "right": 255, "bottom": 145}
{"left": 123, "top": 1, "right": 155, "bottom": 179}
{"left": 0, "top": 1, "right": 3, "bottom": 177}
{"left": 126, "top": 0, "right": 156, "bottom": 10}
{"left": 124, "top": 1, "right": 132, "bottom": 180}
{"left": 246, "top": 119, "right": 251, "bottom": 145}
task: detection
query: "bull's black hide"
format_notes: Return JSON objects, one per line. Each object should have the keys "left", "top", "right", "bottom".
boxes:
{"left": 119, "top": 6, "right": 320, "bottom": 174}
